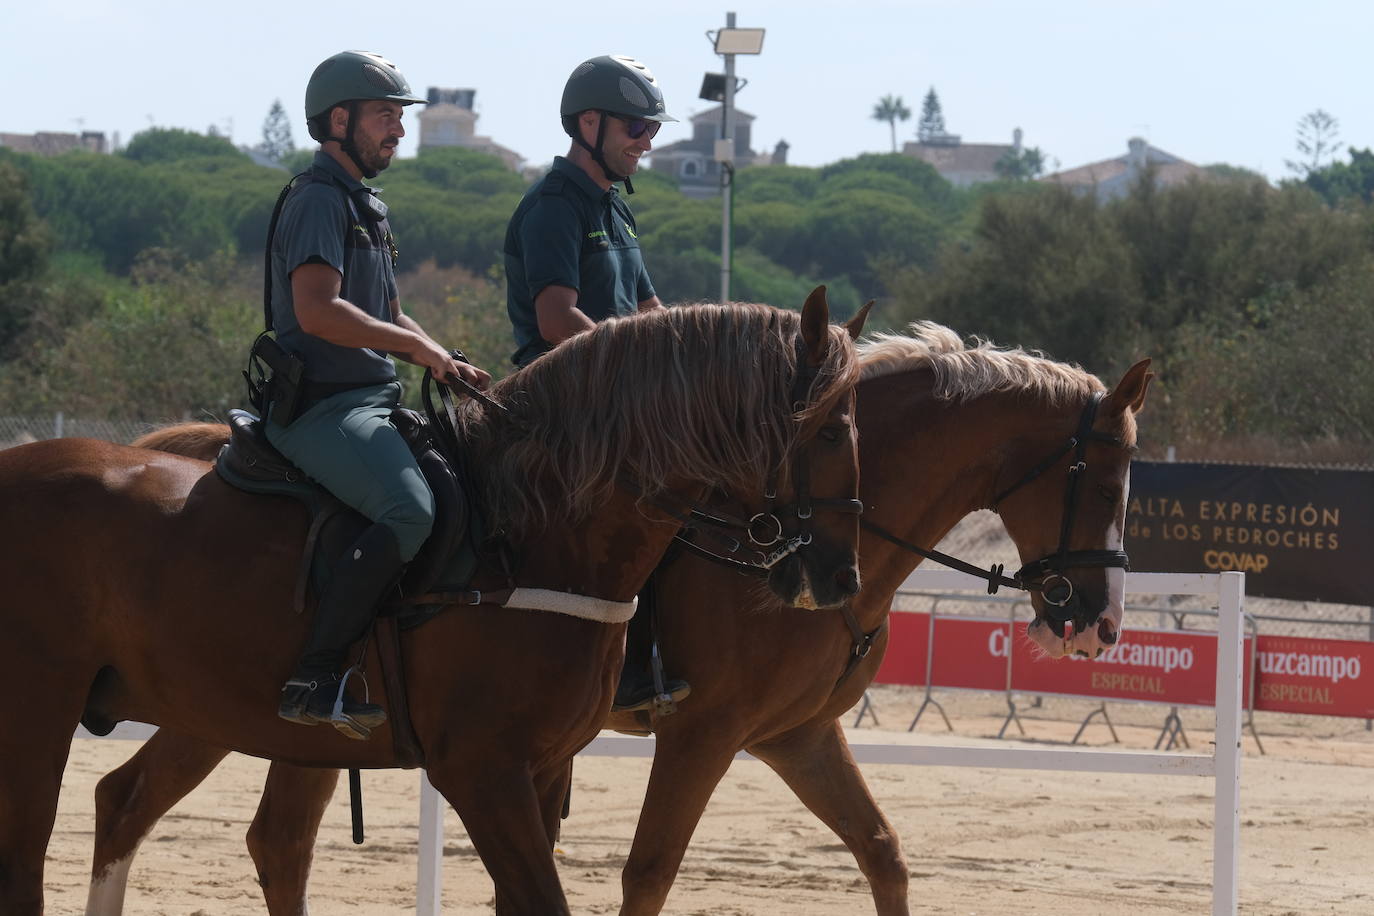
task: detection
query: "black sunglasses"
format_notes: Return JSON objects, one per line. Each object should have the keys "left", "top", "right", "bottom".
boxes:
{"left": 606, "top": 113, "right": 661, "bottom": 140}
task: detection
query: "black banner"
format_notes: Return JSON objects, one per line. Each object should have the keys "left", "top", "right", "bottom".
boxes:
{"left": 1126, "top": 462, "right": 1374, "bottom": 606}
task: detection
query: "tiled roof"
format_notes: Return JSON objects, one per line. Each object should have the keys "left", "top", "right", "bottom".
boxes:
{"left": 904, "top": 141, "right": 1015, "bottom": 175}
{"left": 1043, "top": 141, "right": 1206, "bottom": 189}
{"left": 0, "top": 131, "right": 100, "bottom": 156}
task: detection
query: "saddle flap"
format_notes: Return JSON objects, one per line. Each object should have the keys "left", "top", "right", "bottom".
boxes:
{"left": 214, "top": 407, "right": 474, "bottom": 603}
{"left": 218, "top": 408, "right": 306, "bottom": 486}
{"left": 398, "top": 410, "right": 470, "bottom": 598}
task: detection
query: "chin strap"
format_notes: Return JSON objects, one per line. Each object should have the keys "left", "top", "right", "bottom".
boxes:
{"left": 573, "top": 113, "right": 634, "bottom": 194}
{"left": 326, "top": 102, "right": 378, "bottom": 179}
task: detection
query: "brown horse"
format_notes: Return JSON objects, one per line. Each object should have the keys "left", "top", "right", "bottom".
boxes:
{"left": 82, "top": 322, "right": 1151, "bottom": 915}
{"left": 0, "top": 294, "right": 868, "bottom": 916}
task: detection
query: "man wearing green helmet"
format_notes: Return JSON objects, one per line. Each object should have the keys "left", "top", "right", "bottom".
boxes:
{"left": 503, "top": 54, "right": 675, "bottom": 369}
{"left": 504, "top": 55, "right": 689, "bottom": 714}
{"left": 266, "top": 50, "right": 490, "bottom": 739}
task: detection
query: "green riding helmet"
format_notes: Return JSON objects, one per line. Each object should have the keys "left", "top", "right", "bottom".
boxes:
{"left": 305, "top": 50, "right": 426, "bottom": 139}
{"left": 560, "top": 55, "right": 677, "bottom": 130}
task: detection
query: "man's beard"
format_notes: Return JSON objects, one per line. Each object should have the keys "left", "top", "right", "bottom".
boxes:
{"left": 360, "top": 140, "right": 394, "bottom": 173}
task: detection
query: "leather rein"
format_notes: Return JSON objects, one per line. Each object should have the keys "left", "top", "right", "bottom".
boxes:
{"left": 860, "top": 391, "right": 1131, "bottom": 621}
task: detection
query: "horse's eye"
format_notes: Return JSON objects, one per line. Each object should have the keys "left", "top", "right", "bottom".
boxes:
{"left": 1097, "top": 484, "right": 1119, "bottom": 503}
{"left": 818, "top": 425, "right": 845, "bottom": 444}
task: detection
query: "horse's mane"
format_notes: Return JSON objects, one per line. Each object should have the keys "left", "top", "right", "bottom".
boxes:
{"left": 130, "top": 423, "right": 227, "bottom": 462}
{"left": 456, "top": 303, "right": 859, "bottom": 542}
{"left": 858, "top": 321, "right": 1102, "bottom": 405}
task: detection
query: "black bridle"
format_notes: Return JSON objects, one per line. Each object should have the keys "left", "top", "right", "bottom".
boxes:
{"left": 861, "top": 392, "right": 1130, "bottom": 622}
{"left": 668, "top": 333, "right": 863, "bottom": 577}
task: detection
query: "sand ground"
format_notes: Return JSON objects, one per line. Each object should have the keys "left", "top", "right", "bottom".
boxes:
{"left": 39, "top": 686, "right": 1374, "bottom": 915}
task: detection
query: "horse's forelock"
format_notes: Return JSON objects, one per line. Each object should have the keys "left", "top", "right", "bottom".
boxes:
{"left": 858, "top": 321, "right": 1102, "bottom": 406}
{"left": 795, "top": 322, "right": 862, "bottom": 437}
{"left": 471, "top": 304, "right": 853, "bottom": 541}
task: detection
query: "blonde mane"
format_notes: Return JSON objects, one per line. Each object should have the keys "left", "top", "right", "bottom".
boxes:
{"left": 858, "top": 321, "right": 1102, "bottom": 406}
{"left": 458, "top": 303, "right": 859, "bottom": 542}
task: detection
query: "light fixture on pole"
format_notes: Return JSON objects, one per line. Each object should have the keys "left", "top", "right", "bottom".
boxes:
{"left": 705, "top": 12, "right": 764, "bottom": 304}
{"left": 698, "top": 73, "right": 727, "bottom": 103}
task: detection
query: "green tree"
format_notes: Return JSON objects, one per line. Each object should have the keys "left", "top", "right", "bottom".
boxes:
{"left": 0, "top": 159, "right": 50, "bottom": 289}
{"left": 280, "top": 148, "right": 317, "bottom": 173}
{"left": 122, "top": 127, "right": 247, "bottom": 164}
{"left": 0, "top": 158, "right": 53, "bottom": 352}
{"left": 1167, "top": 258, "right": 1374, "bottom": 446}
{"left": 1285, "top": 109, "right": 1341, "bottom": 177}
{"left": 1204, "top": 163, "right": 1268, "bottom": 183}
{"left": 993, "top": 146, "right": 1046, "bottom": 181}
{"left": 732, "top": 165, "right": 821, "bottom": 203}
{"left": 259, "top": 99, "right": 295, "bottom": 164}
{"left": 1304, "top": 148, "right": 1374, "bottom": 205}
{"left": 871, "top": 94, "right": 911, "bottom": 153}
{"left": 0, "top": 250, "right": 259, "bottom": 418}
{"left": 916, "top": 88, "right": 947, "bottom": 143}
{"left": 887, "top": 185, "right": 1141, "bottom": 372}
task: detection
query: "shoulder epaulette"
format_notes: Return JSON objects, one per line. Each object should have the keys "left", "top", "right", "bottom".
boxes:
{"left": 540, "top": 171, "right": 567, "bottom": 195}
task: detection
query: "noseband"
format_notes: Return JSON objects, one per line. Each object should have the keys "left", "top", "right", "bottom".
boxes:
{"left": 861, "top": 392, "right": 1130, "bottom": 620}
{"left": 989, "top": 392, "right": 1129, "bottom": 618}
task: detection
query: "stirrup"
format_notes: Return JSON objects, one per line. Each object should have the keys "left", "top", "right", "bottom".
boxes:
{"left": 612, "top": 678, "right": 691, "bottom": 714}
{"left": 326, "top": 667, "right": 385, "bottom": 740}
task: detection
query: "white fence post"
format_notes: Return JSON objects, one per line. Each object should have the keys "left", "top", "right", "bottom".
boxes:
{"left": 416, "top": 772, "right": 443, "bottom": 916}
{"left": 1213, "top": 571, "right": 1244, "bottom": 916}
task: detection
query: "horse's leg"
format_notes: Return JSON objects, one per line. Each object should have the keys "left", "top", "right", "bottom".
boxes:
{"left": 619, "top": 733, "right": 738, "bottom": 916}
{"left": 427, "top": 762, "right": 570, "bottom": 915}
{"left": 0, "top": 703, "right": 80, "bottom": 914}
{"left": 87, "top": 731, "right": 230, "bottom": 915}
{"left": 748, "top": 718, "right": 910, "bottom": 916}
{"left": 245, "top": 763, "right": 339, "bottom": 916}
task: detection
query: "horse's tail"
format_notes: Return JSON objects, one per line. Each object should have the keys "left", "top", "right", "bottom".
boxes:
{"left": 131, "top": 422, "right": 231, "bottom": 461}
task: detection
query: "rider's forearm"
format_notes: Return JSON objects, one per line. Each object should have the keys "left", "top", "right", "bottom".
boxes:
{"left": 296, "top": 295, "right": 427, "bottom": 355}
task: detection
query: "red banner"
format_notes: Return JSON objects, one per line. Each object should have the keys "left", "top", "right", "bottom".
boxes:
{"left": 875, "top": 610, "right": 1374, "bottom": 719}
{"left": 1254, "top": 636, "right": 1374, "bottom": 718}
{"left": 1012, "top": 627, "right": 1239, "bottom": 707}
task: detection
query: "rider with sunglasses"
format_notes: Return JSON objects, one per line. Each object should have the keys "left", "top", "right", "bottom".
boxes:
{"left": 503, "top": 55, "right": 676, "bottom": 369}
{"left": 503, "top": 55, "right": 691, "bottom": 715}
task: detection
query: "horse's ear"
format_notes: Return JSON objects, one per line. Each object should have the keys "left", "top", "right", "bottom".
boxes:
{"left": 1106, "top": 358, "right": 1153, "bottom": 416}
{"left": 800, "top": 286, "right": 830, "bottom": 365}
{"left": 843, "top": 300, "right": 874, "bottom": 341}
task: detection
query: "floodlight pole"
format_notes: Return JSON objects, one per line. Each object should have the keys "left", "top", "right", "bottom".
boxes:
{"left": 720, "top": 11, "right": 737, "bottom": 304}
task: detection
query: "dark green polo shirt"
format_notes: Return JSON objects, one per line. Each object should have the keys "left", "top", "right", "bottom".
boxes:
{"left": 503, "top": 156, "right": 655, "bottom": 367}
{"left": 270, "top": 151, "right": 400, "bottom": 385}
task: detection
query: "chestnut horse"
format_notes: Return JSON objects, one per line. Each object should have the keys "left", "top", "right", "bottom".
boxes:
{"left": 0, "top": 295, "right": 868, "bottom": 916}
{"left": 85, "top": 323, "right": 1151, "bottom": 915}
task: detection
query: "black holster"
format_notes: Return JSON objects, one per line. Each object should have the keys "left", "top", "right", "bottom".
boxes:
{"left": 244, "top": 333, "right": 306, "bottom": 426}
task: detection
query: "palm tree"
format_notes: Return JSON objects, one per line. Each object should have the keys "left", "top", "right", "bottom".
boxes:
{"left": 871, "top": 94, "right": 912, "bottom": 153}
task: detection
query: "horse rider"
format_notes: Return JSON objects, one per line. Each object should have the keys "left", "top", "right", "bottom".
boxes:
{"left": 503, "top": 54, "right": 688, "bottom": 713}
{"left": 267, "top": 50, "right": 490, "bottom": 738}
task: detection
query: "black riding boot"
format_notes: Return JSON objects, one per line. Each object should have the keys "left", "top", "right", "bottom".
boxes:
{"left": 612, "top": 580, "right": 690, "bottom": 715}
{"left": 279, "top": 523, "right": 403, "bottom": 740}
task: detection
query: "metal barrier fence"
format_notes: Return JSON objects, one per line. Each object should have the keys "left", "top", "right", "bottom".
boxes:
{"left": 0, "top": 413, "right": 154, "bottom": 448}
{"left": 852, "top": 591, "right": 1267, "bottom": 752}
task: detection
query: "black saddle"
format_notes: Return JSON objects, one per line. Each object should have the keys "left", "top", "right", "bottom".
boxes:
{"left": 215, "top": 407, "right": 472, "bottom": 601}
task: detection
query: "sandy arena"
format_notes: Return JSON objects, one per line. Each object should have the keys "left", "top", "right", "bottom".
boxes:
{"left": 41, "top": 686, "right": 1374, "bottom": 914}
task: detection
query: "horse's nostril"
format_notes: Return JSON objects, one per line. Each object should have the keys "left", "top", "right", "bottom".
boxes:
{"left": 1098, "top": 619, "right": 1118, "bottom": 645}
{"left": 835, "top": 567, "right": 860, "bottom": 595}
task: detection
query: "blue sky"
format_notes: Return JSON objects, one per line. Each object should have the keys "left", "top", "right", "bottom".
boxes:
{"left": 9, "top": 0, "right": 1366, "bottom": 181}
